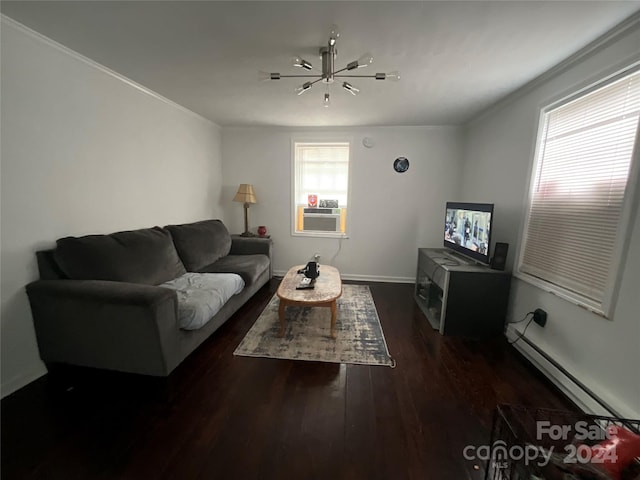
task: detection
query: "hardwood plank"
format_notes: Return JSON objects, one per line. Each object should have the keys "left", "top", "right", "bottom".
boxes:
{"left": 1, "top": 280, "right": 578, "bottom": 479}
{"left": 343, "top": 364, "right": 376, "bottom": 480}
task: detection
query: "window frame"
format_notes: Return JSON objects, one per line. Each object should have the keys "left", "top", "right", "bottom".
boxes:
{"left": 290, "top": 135, "right": 353, "bottom": 239}
{"left": 515, "top": 64, "right": 640, "bottom": 319}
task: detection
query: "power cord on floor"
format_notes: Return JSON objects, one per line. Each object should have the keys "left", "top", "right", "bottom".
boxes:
{"left": 509, "top": 315, "right": 535, "bottom": 345}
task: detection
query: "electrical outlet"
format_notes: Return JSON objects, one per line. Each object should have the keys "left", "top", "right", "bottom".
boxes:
{"left": 533, "top": 308, "right": 547, "bottom": 327}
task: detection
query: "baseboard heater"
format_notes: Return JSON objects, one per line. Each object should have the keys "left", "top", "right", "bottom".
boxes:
{"left": 515, "top": 333, "right": 624, "bottom": 419}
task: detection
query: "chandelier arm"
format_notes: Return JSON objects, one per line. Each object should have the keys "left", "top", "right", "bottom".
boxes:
{"left": 333, "top": 74, "right": 380, "bottom": 78}
{"left": 331, "top": 66, "right": 350, "bottom": 75}
{"left": 277, "top": 74, "right": 324, "bottom": 78}
{"left": 307, "top": 77, "right": 326, "bottom": 86}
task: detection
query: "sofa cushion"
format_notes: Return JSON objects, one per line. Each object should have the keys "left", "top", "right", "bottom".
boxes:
{"left": 160, "top": 273, "right": 245, "bottom": 330}
{"left": 198, "top": 254, "right": 269, "bottom": 286}
{"left": 54, "top": 227, "right": 186, "bottom": 285}
{"left": 165, "top": 220, "right": 232, "bottom": 272}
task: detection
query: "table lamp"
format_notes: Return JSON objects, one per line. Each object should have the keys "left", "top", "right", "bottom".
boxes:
{"left": 233, "top": 184, "right": 257, "bottom": 237}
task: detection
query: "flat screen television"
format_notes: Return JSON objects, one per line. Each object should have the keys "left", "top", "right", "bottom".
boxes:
{"left": 443, "top": 202, "right": 494, "bottom": 264}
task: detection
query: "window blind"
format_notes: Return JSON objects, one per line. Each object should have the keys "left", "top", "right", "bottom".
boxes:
{"left": 294, "top": 142, "right": 349, "bottom": 206}
{"left": 520, "top": 69, "right": 640, "bottom": 309}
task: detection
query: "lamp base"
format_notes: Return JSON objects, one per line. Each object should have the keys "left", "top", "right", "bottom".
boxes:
{"left": 240, "top": 231, "right": 258, "bottom": 237}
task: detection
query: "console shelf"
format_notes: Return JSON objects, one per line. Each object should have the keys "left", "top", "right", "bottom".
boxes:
{"left": 415, "top": 248, "right": 511, "bottom": 337}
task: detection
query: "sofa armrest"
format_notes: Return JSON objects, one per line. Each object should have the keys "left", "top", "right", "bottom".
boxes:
{"left": 230, "top": 236, "right": 273, "bottom": 258}
{"left": 26, "top": 280, "right": 180, "bottom": 376}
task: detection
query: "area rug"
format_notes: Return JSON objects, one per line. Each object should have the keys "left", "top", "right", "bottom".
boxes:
{"left": 233, "top": 285, "right": 395, "bottom": 367}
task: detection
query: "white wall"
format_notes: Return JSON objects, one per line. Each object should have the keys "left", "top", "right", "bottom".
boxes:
{"left": 461, "top": 22, "right": 640, "bottom": 418}
{"left": 0, "top": 18, "right": 224, "bottom": 397}
{"left": 222, "top": 126, "right": 463, "bottom": 281}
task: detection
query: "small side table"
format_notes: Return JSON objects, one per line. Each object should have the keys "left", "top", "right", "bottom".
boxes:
{"left": 231, "top": 234, "right": 271, "bottom": 239}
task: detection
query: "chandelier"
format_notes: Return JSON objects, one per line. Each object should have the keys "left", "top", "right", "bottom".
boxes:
{"left": 260, "top": 25, "right": 399, "bottom": 106}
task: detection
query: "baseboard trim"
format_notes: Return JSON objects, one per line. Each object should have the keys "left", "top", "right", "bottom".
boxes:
{"left": 505, "top": 325, "right": 638, "bottom": 419}
{"left": 1, "top": 365, "right": 47, "bottom": 399}
{"left": 340, "top": 273, "right": 414, "bottom": 283}
{"left": 272, "top": 270, "right": 413, "bottom": 284}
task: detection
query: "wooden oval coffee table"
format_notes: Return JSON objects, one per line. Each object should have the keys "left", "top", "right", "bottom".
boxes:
{"left": 277, "top": 265, "right": 342, "bottom": 339}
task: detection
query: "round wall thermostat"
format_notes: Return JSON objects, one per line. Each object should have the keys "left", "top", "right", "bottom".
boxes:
{"left": 393, "top": 157, "right": 409, "bottom": 173}
{"left": 362, "top": 137, "right": 375, "bottom": 148}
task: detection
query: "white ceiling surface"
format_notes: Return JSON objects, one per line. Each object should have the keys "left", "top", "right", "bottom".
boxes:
{"left": 2, "top": 1, "right": 639, "bottom": 127}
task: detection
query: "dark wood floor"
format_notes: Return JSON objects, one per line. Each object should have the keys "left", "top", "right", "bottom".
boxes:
{"left": 2, "top": 280, "right": 576, "bottom": 480}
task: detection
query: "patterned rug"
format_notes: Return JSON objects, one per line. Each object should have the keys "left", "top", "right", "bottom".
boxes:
{"left": 233, "top": 285, "right": 395, "bottom": 367}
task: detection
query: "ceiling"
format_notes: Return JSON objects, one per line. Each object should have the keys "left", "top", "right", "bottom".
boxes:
{"left": 2, "top": 1, "right": 640, "bottom": 127}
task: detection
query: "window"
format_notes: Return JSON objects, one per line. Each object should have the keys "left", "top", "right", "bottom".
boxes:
{"left": 292, "top": 141, "right": 350, "bottom": 237}
{"left": 518, "top": 67, "right": 640, "bottom": 317}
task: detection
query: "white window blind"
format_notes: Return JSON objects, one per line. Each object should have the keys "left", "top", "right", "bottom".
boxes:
{"left": 520, "top": 68, "right": 640, "bottom": 313}
{"left": 294, "top": 142, "right": 349, "bottom": 206}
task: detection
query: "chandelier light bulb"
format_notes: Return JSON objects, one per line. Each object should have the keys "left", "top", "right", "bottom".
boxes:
{"left": 328, "top": 24, "right": 340, "bottom": 45}
{"left": 347, "top": 52, "right": 375, "bottom": 71}
{"left": 295, "top": 82, "right": 313, "bottom": 95}
{"left": 342, "top": 82, "right": 360, "bottom": 95}
{"left": 357, "top": 53, "right": 374, "bottom": 67}
{"left": 385, "top": 70, "right": 401, "bottom": 81}
{"left": 292, "top": 56, "right": 313, "bottom": 70}
{"left": 323, "top": 93, "right": 331, "bottom": 107}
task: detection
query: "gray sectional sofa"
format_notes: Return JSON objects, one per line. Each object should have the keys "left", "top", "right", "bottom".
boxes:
{"left": 26, "top": 219, "right": 271, "bottom": 376}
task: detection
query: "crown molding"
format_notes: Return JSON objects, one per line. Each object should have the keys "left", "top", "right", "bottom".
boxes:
{"left": 468, "top": 10, "right": 640, "bottom": 127}
{"left": 1, "top": 14, "right": 219, "bottom": 128}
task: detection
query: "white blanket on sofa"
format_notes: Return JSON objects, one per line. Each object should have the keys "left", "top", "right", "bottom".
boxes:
{"left": 161, "top": 272, "right": 245, "bottom": 330}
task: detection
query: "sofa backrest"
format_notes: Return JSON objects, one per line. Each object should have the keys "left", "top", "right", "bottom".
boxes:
{"left": 165, "top": 219, "right": 231, "bottom": 272}
{"left": 53, "top": 227, "right": 187, "bottom": 285}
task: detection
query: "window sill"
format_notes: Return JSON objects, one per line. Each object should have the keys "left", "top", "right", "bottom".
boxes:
{"left": 291, "top": 231, "right": 349, "bottom": 240}
{"left": 513, "top": 271, "right": 611, "bottom": 320}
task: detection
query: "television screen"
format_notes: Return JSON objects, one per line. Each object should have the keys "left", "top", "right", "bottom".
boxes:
{"left": 443, "top": 202, "right": 494, "bottom": 264}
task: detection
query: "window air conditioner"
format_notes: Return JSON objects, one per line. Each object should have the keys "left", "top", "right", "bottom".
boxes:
{"left": 302, "top": 210, "right": 341, "bottom": 232}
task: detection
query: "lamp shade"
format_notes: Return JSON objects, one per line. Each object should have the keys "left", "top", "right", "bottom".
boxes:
{"left": 233, "top": 184, "right": 257, "bottom": 204}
